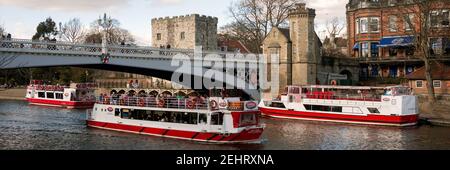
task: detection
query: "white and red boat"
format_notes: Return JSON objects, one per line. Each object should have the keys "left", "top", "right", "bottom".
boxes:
{"left": 26, "top": 80, "right": 97, "bottom": 109}
{"left": 259, "top": 85, "right": 419, "bottom": 127}
{"left": 86, "top": 92, "right": 264, "bottom": 144}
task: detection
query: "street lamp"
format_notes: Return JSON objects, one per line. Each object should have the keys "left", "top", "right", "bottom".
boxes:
{"left": 97, "top": 13, "right": 113, "bottom": 55}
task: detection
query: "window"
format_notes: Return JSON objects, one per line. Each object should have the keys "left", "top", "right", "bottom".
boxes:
{"left": 156, "top": 33, "right": 161, "bottom": 40}
{"left": 180, "top": 32, "right": 185, "bottom": 40}
{"left": 115, "top": 108, "right": 121, "bottom": 117}
{"left": 371, "top": 42, "right": 379, "bottom": 58}
{"left": 430, "top": 10, "right": 450, "bottom": 28}
{"left": 443, "top": 10, "right": 450, "bottom": 27}
{"left": 368, "top": 108, "right": 380, "bottom": 114}
{"left": 433, "top": 80, "right": 441, "bottom": 88}
{"left": 444, "top": 38, "right": 450, "bottom": 55}
{"left": 405, "top": 14, "right": 414, "bottom": 31}
{"left": 361, "top": 42, "right": 370, "bottom": 58}
{"left": 199, "top": 114, "right": 207, "bottom": 124}
{"left": 430, "top": 38, "right": 443, "bottom": 55}
{"left": 388, "top": 0, "right": 397, "bottom": 6}
{"left": 55, "top": 93, "right": 63, "bottom": 99}
{"left": 405, "top": 0, "right": 414, "bottom": 4}
{"left": 355, "top": 19, "right": 360, "bottom": 34}
{"left": 416, "top": 80, "right": 423, "bottom": 88}
{"left": 389, "top": 48, "right": 398, "bottom": 57}
{"left": 356, "top": 17, "right": 379, "bottom": 34}
{"left": 240, "top": 113, "right": 256, "bottom": 126}
{"left": 369, "top": 17, "right": 380, "bottom": 32}
{"left": 38, "top": 92, "right": 45, "bottom": 98}
{"left": 304, "top": 105, "right": 343, "bottom": 113}
{"left": 46, "top": 92, "right": 54, "bottom": 99}
{"left": 360, "top": 18, "right": 369, "bottom": 33}
{"left": 405, "top": 46, "right": 415, "bottom": 56}
{"left": 389, "top": 16, "right": 398, "bottom": 32}
{"left": 211, "top": 112, "right": 224, "bottom": 125}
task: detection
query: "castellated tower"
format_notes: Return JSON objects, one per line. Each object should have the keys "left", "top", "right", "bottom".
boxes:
{"left": 288, "top": 3, "right": 319, "bottom": 85}
{"left": 151, "top": 14, "right": 218, "bottom": 50}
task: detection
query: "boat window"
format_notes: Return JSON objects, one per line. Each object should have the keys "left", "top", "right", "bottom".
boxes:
{"left": 368, "top": 108, "right": 380, "bottom": 114}
{"left": 240, "top": 113, "right": 256, "bottom": 126}
{"left": 38, "top": 92, "right": 45, "bottom": 98}
{"left": 121, "top": 109, "right": 130, "bottom": 119}
{"left": 55, "top": 93, "right": 64, "bottom": 99}
{"left": 270, "top": 102, "right": 286, "bottom": 108}
{"left": 199, "top": 114, "right": 207, "bottom": 124}
{"left": 290, "top": 87, "right": 300, "bottom": 94}
{"left": 211, "top": 112, "right": 224, "bottom": 125}
{"left": 46, "top": 92, "right": 55, "bottom": 99}
{"left": 117, "top": 108, "right": 200, "bottom": 125}
{"left": 304, "top": 105, "right": 343, "bottom": 113}
{"left": 115, "top": 109, "right": 121, "bottom": 117}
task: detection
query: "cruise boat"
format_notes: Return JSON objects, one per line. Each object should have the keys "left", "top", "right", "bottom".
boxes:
{"left": 259, "top": 85, "right": 419, "bottom": 127}
{"left": 86, "top": 91, "right": 264, "bottom": 144}
{"left": 26, "top": 80, "right": 97, "bottom": 109}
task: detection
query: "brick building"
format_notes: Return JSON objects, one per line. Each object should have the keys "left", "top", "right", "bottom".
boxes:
{"left": 407, "top": 62, "right": 450, "bottom": 96}
{"left": 346, "top": 0, "right": 450, "bottom": 79}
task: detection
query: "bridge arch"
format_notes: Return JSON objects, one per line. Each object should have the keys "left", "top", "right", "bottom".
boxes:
{"left": 110, "top": 90, "right": 118, "bottom": 95}
{"left": 0, "top": 39, "right": 261, "bottom": 99}
{"left": 340, "top": 70, "right": 353, "bottom": 86}
{"left": 149, "top": 90, "right": 159, "bottom": 97}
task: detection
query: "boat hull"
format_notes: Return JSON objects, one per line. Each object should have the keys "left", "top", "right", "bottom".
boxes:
{"left": 87, "top": 120, "right": 264, "bottom": 144}
{"left": 260, "top": 107, "right": 418, "bottom": 127}
{"left": 27, "top": 98, "right": 95, "bottom": 109}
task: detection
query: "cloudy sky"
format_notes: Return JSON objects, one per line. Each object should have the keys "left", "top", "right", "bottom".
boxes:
{"left": 0, "top": 0, "right": 347, "bottom": 45}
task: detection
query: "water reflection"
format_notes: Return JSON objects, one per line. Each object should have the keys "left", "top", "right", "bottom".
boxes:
{"left": 0, "top": 100, "right": 449, "bottom": 150}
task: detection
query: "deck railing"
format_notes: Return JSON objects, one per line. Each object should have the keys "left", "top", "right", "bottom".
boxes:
{"left": 96, "top": 96, "right": 257, "bottom": 111}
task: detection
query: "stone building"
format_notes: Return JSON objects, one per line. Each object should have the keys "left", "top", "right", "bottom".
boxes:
{"left": 152, "top": 14, "right": 218, "bottom": 50}
{"left": 262, "top": 3, "right": 322, "bottom": 98}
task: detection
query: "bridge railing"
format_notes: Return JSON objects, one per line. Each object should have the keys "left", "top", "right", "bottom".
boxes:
{"left": 0, "top": 38, "right": 261, "bottom": 62}
{"left": 0, "top": 38, "right": 103, "bottom": 55}
{"left": 107, "top": 44, "right": 195, "bottom": 58}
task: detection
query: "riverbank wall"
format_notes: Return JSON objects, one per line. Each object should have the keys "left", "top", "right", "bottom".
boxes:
{"left": 0, "top": 88, "right": 26, "bottom": 101}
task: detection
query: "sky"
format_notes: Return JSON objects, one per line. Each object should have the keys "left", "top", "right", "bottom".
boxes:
{"left": 0, "top": 0, "right": 347, "bottom": 45}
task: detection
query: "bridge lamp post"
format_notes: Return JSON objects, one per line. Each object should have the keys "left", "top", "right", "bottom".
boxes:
{"left": 97, "top": 13, "right": 113, "bottom": 55}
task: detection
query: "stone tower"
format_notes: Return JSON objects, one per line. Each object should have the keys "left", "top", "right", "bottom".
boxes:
{"left": 151, "top": 14, "right": 218, "bottom": 50}
{"left": 288, "top": 3, "right": 319, "bottom": 85}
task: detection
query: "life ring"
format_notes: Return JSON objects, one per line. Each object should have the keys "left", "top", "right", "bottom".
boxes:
{"left": 331, "top": 80, "right": 337, "bottom": 85}
{"left": 138, "top": 98, "right": 145, "bottom": 107}
{"left": 157, "top": 99, "right": 165, "bottom": 108}
{"left": 210, "top": 100, "right": 218, "bottom": 110}
{"left": 64, "top": 93, "right": 69, "bottom": 97}
{"left": 186, "top": 100, "right": 196, "bottom": 109}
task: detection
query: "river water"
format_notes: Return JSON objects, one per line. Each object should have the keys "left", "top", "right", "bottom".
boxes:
{"left": 0, "top": 100, "right": 449, "bottom": 150}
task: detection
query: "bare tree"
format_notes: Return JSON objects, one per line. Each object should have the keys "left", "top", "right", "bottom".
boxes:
{"left": 85, "top": 16, "right": 135, "bottom": 45}
{"left": 61, "top": 18, "right": 86, "bottom": 43}
{"left": 224, "top": 0, "right": 304, "bottom": 53}
{"left": 326, "top": 17, "right": 345, "bottom": 47}
{"left": 395, "top": 0, "right": 450, "bottom": 103}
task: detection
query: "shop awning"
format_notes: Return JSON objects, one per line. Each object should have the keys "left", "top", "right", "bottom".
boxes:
{"left": 378, "top": 36, "right": 415, "bottom": 47}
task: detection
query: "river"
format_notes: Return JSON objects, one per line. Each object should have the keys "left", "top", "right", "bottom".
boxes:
{"left": 0, "top": 100, "right": 449, "bottom": 150}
